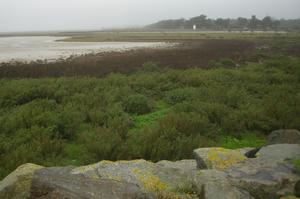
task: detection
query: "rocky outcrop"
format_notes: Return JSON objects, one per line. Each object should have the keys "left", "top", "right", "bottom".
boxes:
{"left": 227, "top": 144, "right": 300, "bottom": 199}
{"left": 0, "top": 144, "right": 299, "bottom": 199}
{"left": 31, "top": 166, "right": 153, "bottom": 199}
{"left": 268, "top": 129, "right": 300, "bottom": 145}
{"left": 193, "top": 147, "right": 249, "bottom": 169}
{"left": 0, "top": 163, "right": 43, "bottom": 199}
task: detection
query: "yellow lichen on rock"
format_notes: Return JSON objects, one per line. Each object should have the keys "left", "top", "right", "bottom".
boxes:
{"left": 0, "top": 163, "right": 43, "bottom": 199}
{"left": 71, "top": 163, "right": 100, "bottom": 180}
{"left": 132, "top": 168, "right": 168, "bottom": 193}
{"left": 207, "top": 148, "right": 246, "bottom": 170}
{"left": 100, "top": 160, "right": 114, "bottom": 164}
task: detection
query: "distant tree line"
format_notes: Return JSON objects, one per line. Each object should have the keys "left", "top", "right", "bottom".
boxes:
{"left": 146, "top": 15, "right": 300, "bottom": 32}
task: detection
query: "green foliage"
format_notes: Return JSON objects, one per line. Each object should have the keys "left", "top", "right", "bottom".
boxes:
{"left": 0, "top": 54, "right": 300, "bottom": 179}
{"left": 219, "top": 58, "right": 236, "bottom": 67}
{"left": 165, "top": 88, "right": 196, "bottom": 105}
{"left": 124, "top": 94, "right": 152, "bottom": 115}
{"left": 219, "top": 134, "right": 267, "bottom": 149}
{"left": 133, "top": 102, "right": 169, "bottom": 130}
{"left": 209, "top": 58, "right": 236, "bottom": 68}
{"left": 293, "top": 159, "right": 300, "bottom": 173}
{"left": 80, "top": 127, "right": 123, "bottom": 162}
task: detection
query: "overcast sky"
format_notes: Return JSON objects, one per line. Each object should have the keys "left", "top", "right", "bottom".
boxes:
{"left": 1, "top": 0, "right": 300, "bottom": 32}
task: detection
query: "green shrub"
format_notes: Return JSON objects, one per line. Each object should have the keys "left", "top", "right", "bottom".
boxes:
{"left": 0, "top": 54, "right": 300, "bottom": 179}
{"left": 219, "top": 134, "right": 266, "bottom": 149}
{"left": 165, "top": 88, "right": 196, "bottom": 105}
{"left": 293, "top": 159, "right": 300, "bottom": 173}
{"left": 123, "top": 94, "right": 152, "bottom": 115}
{"left": 219, "top": 58, "right": 235, "bottom": 67}
{"left": 80, "top": 127, "right": 123, "bottom": 161}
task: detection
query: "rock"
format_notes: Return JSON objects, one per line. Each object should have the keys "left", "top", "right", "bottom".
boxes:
{"left": 191, "top": 170, "right": 254, "bottom": 199}
{"left": 193, "top": 147, "right": 247, "bottom": 170}
{"left": 256, "top": 144, "right": 300, "bottom": 163}
{"left": 156, "top": 159, "right": 197, "bottom": 171}
{"left": 30, "top": 166, "right": 153, "bottom": 199}
{"left": 71, "top": 159, "right": 196, "bottom": 198}
{"left": 268, "top": 129, "right": 300, "bottom": 145}
{"left": 0, "top": 163, "right": 43, "bottom": 199}
{"left": 1, "top": 144, "right": 299, "bottom": 199}
{"left": 226, "top": 144, "right": 300, "bottom": 198}
{"left": 295, "top": 180, "right": 300, "bottom": 197}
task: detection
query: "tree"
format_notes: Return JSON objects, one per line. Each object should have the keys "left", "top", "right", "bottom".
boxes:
{"left": 189, "top": 15, "right": 208, "bottom": 29}
{"left": 272, "top": 20, "right": 280, "bottom": 32}
{"left": 215, "top": 18, "right": 230, "bottom": 30}
{"left": 249, "top": 15, "right": 260, "bottom": 32}
{"left": 237, "top": 17, "right": 248, "bottom": 32}
{"left": 262, "top": 16, "right": 273, "bottom": 30}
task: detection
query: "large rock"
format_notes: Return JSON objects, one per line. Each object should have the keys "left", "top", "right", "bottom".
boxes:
{"left": 71, "top": 159, "right": 196, "bottom": 198}
{"left": 190, "top": 170, "right": 254, "bottom": 199}
{"left": 256, "top": 144, "right": 300, "bottom": 163}
{"left": 156, "top": 159, "right": 197, "bottom": 171}
{"left": 193, "top": 147, "right": 247, "bottom": 169}
{"left": 226, "top": 144, "right": 300, "bottom": 199}
{"left": 268, "top": 129, "right": 300, "bottom": 145}
{"left": 1, "top": 144, "right": 299, "bottom": 199}
{"left": 31, "top": 166, "right": 153, "bottom": 199}
{"left": 0, "top": 163, "right": 43, "bottom": 199}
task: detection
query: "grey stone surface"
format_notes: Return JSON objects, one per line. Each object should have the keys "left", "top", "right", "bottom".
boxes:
{"left": 0, "top": 163, "right": 43, "bottom": 199}
{"left": 156, "top": 159, "right": 197, "bottom": 171}
{"left": 226, "top": 144, "right": 300, "bottom": 198}
{"left": 31, "top": 166, "right": 153, "bottom": 199}
{"left": 268, "top": 129, "right": 300, "bottom": 145}
{"left": 191, "top": 170, "right": 255, "bottom": 199}
{"left": 1, "top": 144, "right": 300, "bottom": 199}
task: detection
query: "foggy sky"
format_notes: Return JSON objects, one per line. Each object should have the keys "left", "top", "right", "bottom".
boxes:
{"left": 1, "top": 0, "right": 300, "bottom": 32}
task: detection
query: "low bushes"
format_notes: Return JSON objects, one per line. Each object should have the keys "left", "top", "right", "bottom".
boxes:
{"left": 124, "top": 94, "right": 152, "bottom": 115}
{"left": 0, "top": 55, "right": 299, "bottom": 179}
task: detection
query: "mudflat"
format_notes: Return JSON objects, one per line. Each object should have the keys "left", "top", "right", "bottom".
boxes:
{"left": 0, "top": 36, "right": 170, "bottom": 63}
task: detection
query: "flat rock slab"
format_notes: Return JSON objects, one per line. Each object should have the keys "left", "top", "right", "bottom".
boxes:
{"left": 268, "top": 129, "right": 300, "bottom": 145}
{"left": 193, "top": 147, "right": 248, "bottom": 169}
{"left": 31, "top": 166, "right": 153, "bottom": 199}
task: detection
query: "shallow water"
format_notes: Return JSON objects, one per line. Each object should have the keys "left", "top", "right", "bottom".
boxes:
{"left": 0, "top": 36, "right": 169, "bottom": 63}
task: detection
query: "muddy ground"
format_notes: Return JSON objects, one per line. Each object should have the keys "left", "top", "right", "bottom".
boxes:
{"left": 0, "top": 39, "right": 256, "bottom": 78}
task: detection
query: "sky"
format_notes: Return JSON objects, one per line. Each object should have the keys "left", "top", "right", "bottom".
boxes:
{"left": 0, "top": 0, "right": 300, "bottom": 32}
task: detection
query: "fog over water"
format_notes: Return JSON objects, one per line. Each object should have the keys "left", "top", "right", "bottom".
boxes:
{"left": 0, "top": 0, "right": 300, "bottom": 32}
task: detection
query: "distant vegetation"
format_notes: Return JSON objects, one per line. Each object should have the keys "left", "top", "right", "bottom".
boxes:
{"left": 147, "top": 15, "right": 300, "bottom": 31}
{"left": 1, "top": 53, "right": 299, "bottom": 179}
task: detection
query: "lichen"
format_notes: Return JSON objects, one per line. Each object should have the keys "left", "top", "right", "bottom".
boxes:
{"left": 207, "top": 148, "right": 246, "bottom": 169}
{"left": 100, "top": 160, "right": 114, "bottom": 164}
{"left": 0, "top": 163, "right": 43, "bottom": 199}
{"left": 72, "top": 164, "right": 97, "bottom": 173}
{"left": 103, "top": 174, "right": 123, "bottom": 182}
{"left": 131, "top": 168, "right": 167, "bottom": 192}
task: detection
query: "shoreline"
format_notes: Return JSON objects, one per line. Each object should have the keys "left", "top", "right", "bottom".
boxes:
{"left": 0, "top": 36, "right": 175, "bottom": 64}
